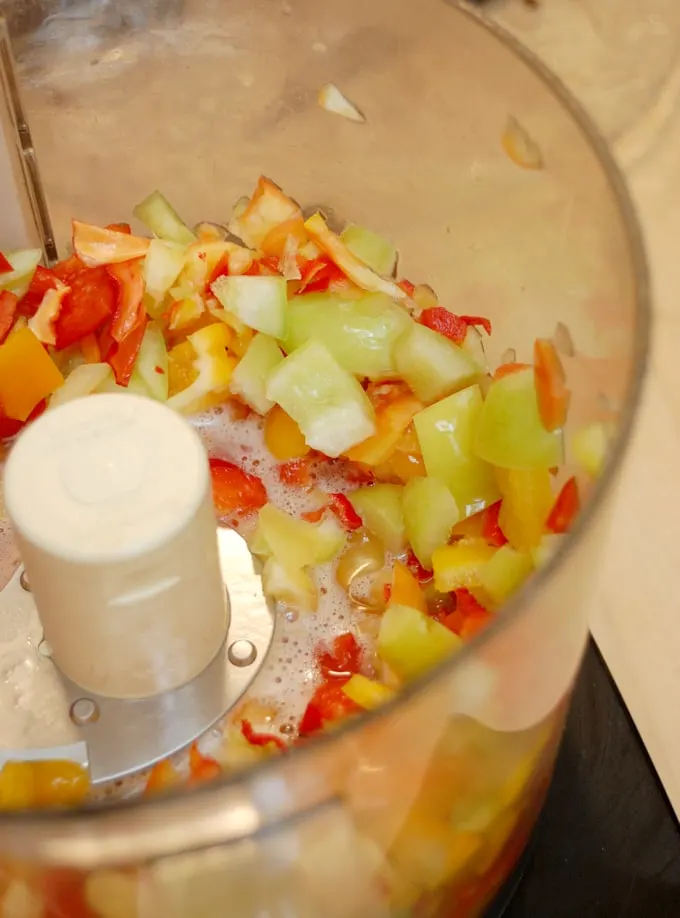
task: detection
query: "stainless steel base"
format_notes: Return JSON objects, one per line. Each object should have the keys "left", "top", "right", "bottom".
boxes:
{"left": 0, "top": 527, "right": 274, "bottom": 784}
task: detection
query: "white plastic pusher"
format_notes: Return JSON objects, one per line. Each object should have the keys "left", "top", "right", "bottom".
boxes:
{"left": 3, "top": 394, "right": 229, "bottom": 699}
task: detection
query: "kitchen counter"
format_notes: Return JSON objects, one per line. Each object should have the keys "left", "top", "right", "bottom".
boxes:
{"left": 474, "top": 0, "right": 680, "bottom": 823}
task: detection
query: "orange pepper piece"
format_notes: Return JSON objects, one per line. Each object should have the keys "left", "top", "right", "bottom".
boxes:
{"left": 0, "top": 327, "right": 64, "bottom": 421}
{"left": 534, "top": 339, "right": 570, "bottom": 432}
{"left": 493, "top": 361, "right": 531, "bottom": 381}
{"left": 260, "top": 217, "right": 308, "bottom": 258}
{"left": 188, "top": 743, "right": 222, "bottom": 785}
{"left": 546, "top": 476, "right": 580, "bottom": 534}
{"left": 145, "top": 759, "right": 181, "bottom": 796}
{"left": 345, "top": 387, "right": 423, "bottom": 466}
{"left": 264, "top": 404, "right": 310, "bottom": 461}
{"left": 390, "top": 561, "right": 427, "bottom": 614}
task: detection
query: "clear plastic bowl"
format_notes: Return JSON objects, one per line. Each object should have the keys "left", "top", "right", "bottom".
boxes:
{"left": 0, "top": 1, "right": 649, "bottom": 916}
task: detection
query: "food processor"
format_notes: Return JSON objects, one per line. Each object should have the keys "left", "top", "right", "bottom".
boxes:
{"left": 0, "top": 1, "right": 649, "bottom": 916}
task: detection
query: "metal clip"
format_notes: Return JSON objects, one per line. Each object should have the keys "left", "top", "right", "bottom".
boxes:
{"left": 0, "top": 18, "right": 56, "bottom": 262}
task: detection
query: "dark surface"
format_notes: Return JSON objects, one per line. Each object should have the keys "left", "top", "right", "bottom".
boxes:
{"left": 503, "top": 641, "right": 680, "bottom": 918}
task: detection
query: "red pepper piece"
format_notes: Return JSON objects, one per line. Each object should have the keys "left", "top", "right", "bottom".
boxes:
{"left": 52, "top": 254, "right": 89, "bottom": 285}
{"left": 493, "top": 361, "right": 531, "bottom": 381}
{"left": 455, "top": 588, "right": 493, "bottom": 640}
{"left": 398, "top": 279, "right": 416, "bottom": 297}
{"left": 298, "top": 681, "right": 361, "bottom": 736}
{"left": 54, "top": 265, "right": 117, "bottom": 350}
{"left": 546, "top": 476, "right": 580, "bottom": 534}
{"left": 208, "top": 253, "right": 230, "bottom": 287}
{"left": 257, "top": 255, "right": 281, "bottom": 275}
{"left": 327, "top": 493, "right": 363, "bottom": 530}
{"left": 188, "top": 743, "right": 222, "bottom": 784}
{"left": 297, "top": 257, "right": 346, "bottom": 294}
{"left": 298, "top": 700, "right": 324, "bottom": 737}
{"left": 459, "top": 315, "right": 492, "bottom": 336}
{"left": 383, "top": 583, "right": 392, "bottom": 603}
{"left": 420, "top": 307, "right": 492, "bottom": 344}
{"left": 107, "top": 259, "right": 145, "bottom": 342}
{"left": 0, "top": 252, "right": 13, "bottom": 274}
{"left": 317, "top": 632, "right": 362, "bottom": 681}
{"left": 17, "top": 265, "right": 58, "bottom": 318}
{"left": 241, "top": 719, "right": 286, "bottom": 750}
{"left": 481, "top": 501, "right": 508, "bottom": 547}
{"left": 106, "top": 222, "right": 132, "bottom": 234}
{"left": 405, "top": 548, "right": 433, "bottom": 583}
{"left": 0, "top": 290, "right": 18, "bottom": 344}
{"left": 0, "top": 398, "right": 45, "bottom": 441}
{"left": 208, "top": 458, "right": 268, "bottom": 516}
{"left": 278, "top": 458, "right": 313, "bottom": 487}
{"left": 107, "top": 315, "right": 147, "bottom": 386}
{"left": 43, "top": 869, "right": 97, "bottom": 918}
{"left": 420, "top": 306, "right": 468, "bottom": 343}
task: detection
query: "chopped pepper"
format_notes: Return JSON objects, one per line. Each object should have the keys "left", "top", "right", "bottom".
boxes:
{"left": 534, "top": 338, "right": 570, "bottom": 432}
{"left": 72, "top": 220, "right": 150, "bottom": 266}
{"left": 496, "top": 467, "right": 553, "bottom": 552}
{"left": 0, "top": 290, "right": 18, "bottom": 344}
{"left": 296, "top": 256, "right": 347, "bottom": 294}
{"left": 188, "top": 743, "right": 222, "bottom": 784}
{"left": 209, "top": 458, "right": 268, "bottom": 516}
{"left": 546, "top": 476, "right": 580, "bottom": 534}
{"left": 345, "top": 383, "right": 423, "bottom": 466}
{"left": 389, "top": 560, "right": 427, "bottom": 614}
{"left": 107, "top": 315, "right": 148, "bottom": 387}
{"left": 341, "top": 674, "right": 395, "bottom": 710}
{"left": 145, "top": 759, "right": 181, "bottom": 796}
{"left": 431, "top": 538, "right": 496, "bottom": 593}
{"left": 107, "top": 259, "right": 145, "bottom": 341}
{"left": 317, "top": 632, "right": 362, "bottom": 680}
{"left": 327, "top": 493, "right": 363, "bottom": 530}
{"left": 481, "top": 501, "right": 508, "bottom": 547}
{"left": 0, "top": 759, "right": 89, "bottom": 809}
{"left": 298, "top": 681, "right": 361, "bottom": 736}
{"left": 166, "top": 322, "right": 237, "bottom": 413}
{"left": 17, "top": 264, "right": 57, "bottom": 318}
{"left": 53, "top": 266, "right": 117, "bottom": 350}
{"left": 264, "top": 404, "right": 310, "bottom": 460}
{"left": 304, "top": 212, "right": 407, "bottom": 302}
{"left": 228, "top": 176, "right": 302, "bottom": 249}
{"left": 0, "top": 327, "right": 64, "bottom": 421}
{"left": 241, "top": 719, "right": 287, "bottom": 751}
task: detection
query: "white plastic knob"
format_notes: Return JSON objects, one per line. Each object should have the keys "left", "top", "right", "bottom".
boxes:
{"left": 3, "top": 393, "right": 228, "bottom": 699}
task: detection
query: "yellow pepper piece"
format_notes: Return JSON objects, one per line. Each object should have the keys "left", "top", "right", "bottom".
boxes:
{"left": 168, "top": 340, "right": 198, "bottom": 396}
{"left": 207, "top": 303, "right": 254, "bottom": 356}
{"left": 0, "top": 327, "right": 64, "bottom": 421}
{"left": 264, "top": 404, "right": 310, "bottom": 460}
{"left": 167, "top": 295, "right": 205, "bottom": 332}
{"left": 496, "top": 467, "right": 553, "bottom": 552}
{"left": 167, "top": 323, "right": 236, "bottom": 414}
{"left": 390, "top": 561, "right": 426, "bottom": 614}
{"left": 431, "top": 537, "right": 496, "bottom": 593}
{"left": 0, "top": 759, "right": 89, "bottom": 810}
{"left": 341, "top": 674, "right": 395, "bottom": 710}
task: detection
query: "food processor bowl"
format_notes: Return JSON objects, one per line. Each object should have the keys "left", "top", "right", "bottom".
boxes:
{"left": 0, "top": 1, "right": 649, "bottom": 916}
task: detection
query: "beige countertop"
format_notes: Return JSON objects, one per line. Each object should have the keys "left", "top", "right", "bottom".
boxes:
{"left": 480, "top": 0, "right": 680, "bottom": 819}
